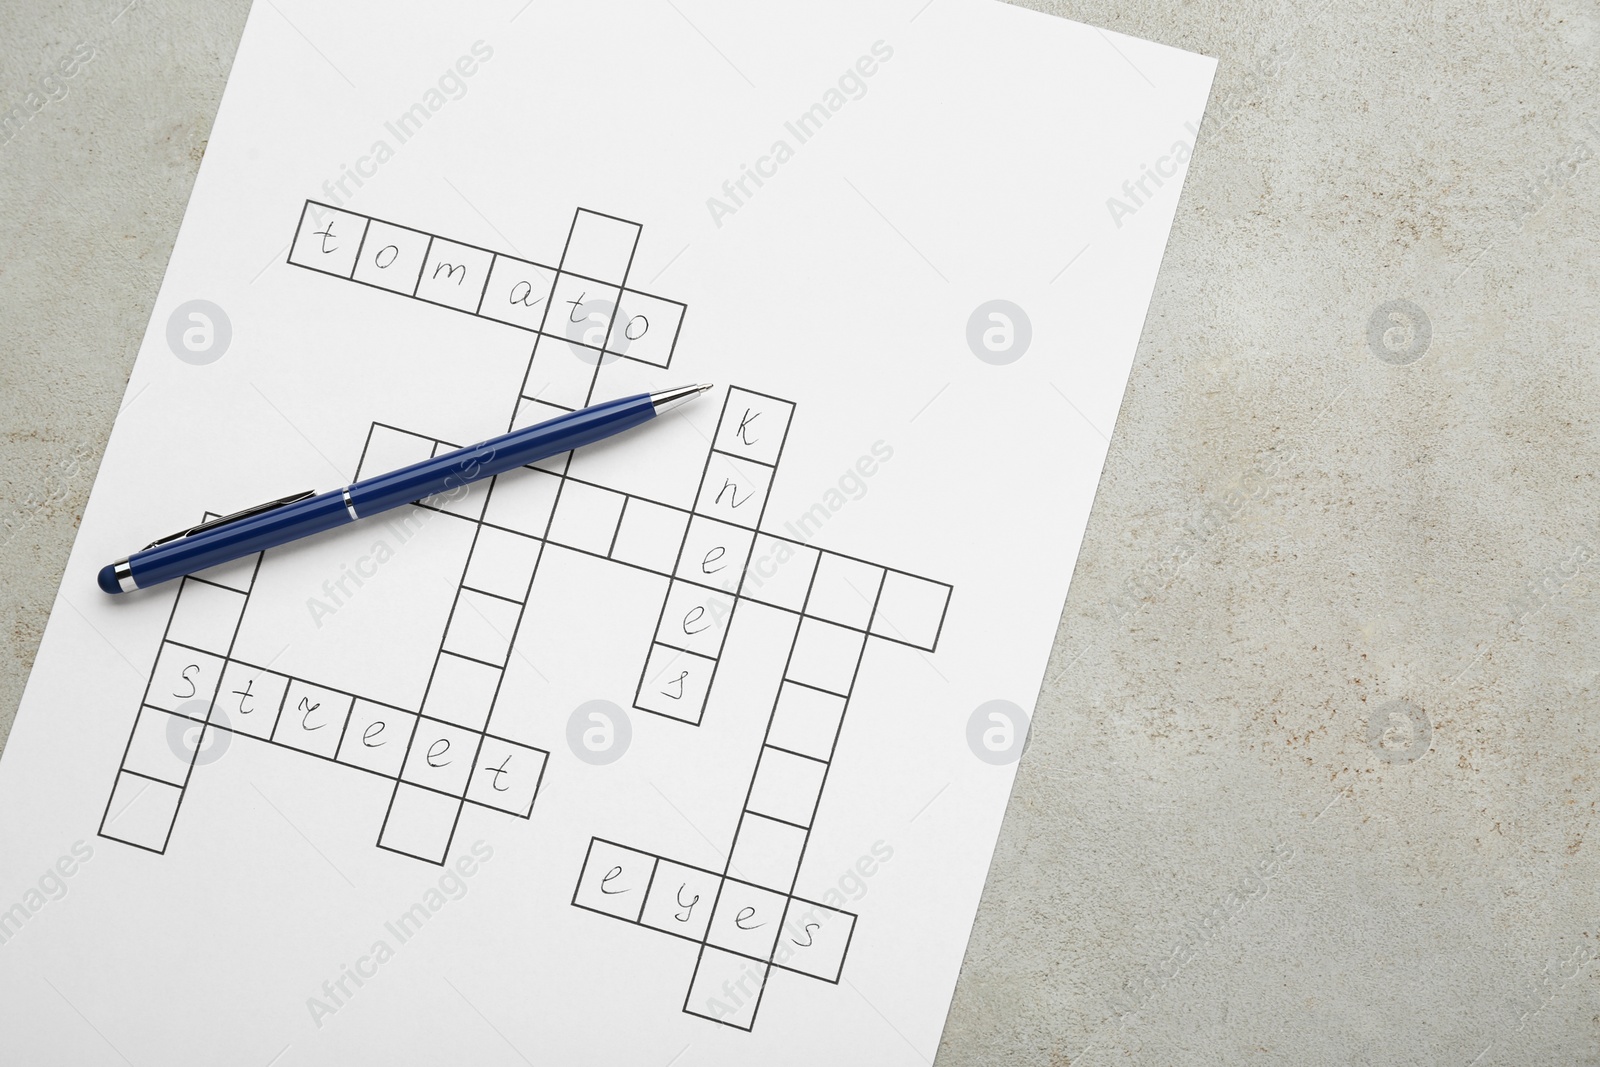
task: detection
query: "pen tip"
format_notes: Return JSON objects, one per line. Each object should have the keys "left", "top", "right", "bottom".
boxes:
{"left": 650, "top": 384, "right": 714, "bottom": 415}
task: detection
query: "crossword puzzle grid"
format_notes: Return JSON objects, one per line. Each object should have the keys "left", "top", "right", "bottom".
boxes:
{"left": 99, "top": 200, "right": 951, "bottom": 1030}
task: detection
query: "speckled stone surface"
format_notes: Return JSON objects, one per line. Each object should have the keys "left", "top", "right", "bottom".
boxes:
{"left": 3, "top": 2, "right": 1597, "bottom": 1063}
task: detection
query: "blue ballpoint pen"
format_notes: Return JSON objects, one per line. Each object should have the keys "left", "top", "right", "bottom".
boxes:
{"left": 97, "top": 384, "right": 712, "bottom": 594}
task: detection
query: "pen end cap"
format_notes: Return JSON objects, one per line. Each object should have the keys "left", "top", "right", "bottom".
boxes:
{"left": 97, "top": 565, "right": 122, "bottom": 595}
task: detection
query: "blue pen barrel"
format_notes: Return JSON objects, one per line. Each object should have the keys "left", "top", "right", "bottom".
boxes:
{"left": 349, "top": 394, "right": 653, "bottom": 514}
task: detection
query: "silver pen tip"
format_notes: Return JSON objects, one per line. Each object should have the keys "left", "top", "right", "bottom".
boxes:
{"left": 650, "top": 383, "right": 715, "bottom": 415}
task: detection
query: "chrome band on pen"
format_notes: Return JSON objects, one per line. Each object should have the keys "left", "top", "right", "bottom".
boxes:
{"left": 114, "top": 558, "right": 137, "bottom": 593}
{"left": 342, "top": 487, "right": 359, "bottom": 521}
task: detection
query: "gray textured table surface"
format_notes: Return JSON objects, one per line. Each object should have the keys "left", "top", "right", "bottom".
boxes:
{"left": 3, "top": 2, "right": 1598, "bottom": 1064}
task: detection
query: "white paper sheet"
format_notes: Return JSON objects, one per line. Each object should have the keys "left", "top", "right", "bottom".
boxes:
{"left": 0, "top": 1, "right": 1213, "bottom": 1061}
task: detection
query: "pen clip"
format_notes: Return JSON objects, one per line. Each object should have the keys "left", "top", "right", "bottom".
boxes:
{"left": 143, "top": 490, "right": 317, "bottom": 550}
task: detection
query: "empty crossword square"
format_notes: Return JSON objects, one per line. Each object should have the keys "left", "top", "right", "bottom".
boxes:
{"left": 727, "top": 813, "right": 807, "bottom": 891}
{"left": 463, "top": 525, "right": 542, "bottom": 602}
{"left": 746, "top": 746, "right": 827, "bottom": 828}
{"left": 146, "top": 643, "right": 226, "bottom": 717}
{"left": 166, "top": 578, "right": 247, "bottom": 655}
{"left": 560, "top": 210, "right": 640, "bottom": 285}
{"left": 414, "top": 237, "right": 492, "bottom": 312}
{"left": 357, "top": 424, "right": 435, "bottom": 479}
{"left": 573, "top": 839, "right": 655, "bottom": 922}
{"left": 639, "top": 860, "right": 722, "bottom": 942}
{"left": 402, "top": 717, "right": 480, "bottom": 796}
{"left": 707, "top": 878, "right": 787, "bottom": 962}
{"left": 442, "top": 589, "right": 520, "bottom": 666}
{"left": 805, "top": 553, "right": 883, "bottom": 630}
{"left": 870, "top": 570, "right": 952, "bottom": 651}
{"left": 378, "top": 783, "right": 461, "bottom": 865}
{"left": 546, "top": 480, "right": 625, "bottom": 554}
{"left": 352, "top": 219, "right": 430, "bottom": 294}
{"left": 479, "top": 253, "right": 557, "bottom": 332}
{"left": 422, "top": 652, "right": 503, "bottom": 731}
{"left": 634, "top": 643, "right": 717, "bottom": 724}
{"left": 685, "top": 947, "right": 769, "bottom": 1031}
{"left": 273, "top": 681, "right": 354, "bottom": 759}
{"left": 211, "top": 662, "right": 288, "bottom": 740}
{"left": 656, "top": 584, "right": 736, "bottom": 659}
{"left": 547, "top": 272, "right": 622, "bottom": 355}
{"left": 610, "top": 497, "right": 690, "bottom": 575}
{"left": 606, "top": 288, "right": 684, "bottom": 368}
{"left": 765, "top": 682, "right": 848, "bottom": 762}
{"left": 100, "top": 771, "right": 183, "bottom": 852}
{"left": 289, "top": 203, "right": 365, "bottom": 278}
{"left": 775, "top": 897, "right": 856, "bottom": 982}
{"left": 675, "top": 516, "right": 753, "bottom": 594}
{"left": 743, "top": 535, "right": 819, "bottom": 612}
{"left": 695, "top": 453, "right": 773, "bottom": 529}
{"left": 785, "top": 618, "right": 866, "bottom": 696}
{"left": 522, "top": 332, "right": 599, "bottom": 410}
{"left": 713, "top": 389, "right": 794, "bottom": 467}
{"left": 482, "top": 466, "right": 561, "bottom": 537}
{"left": 336, "top": 701, "right": 417, "bottom": 779}
{"left": 465, "top": 735, "right": 546, "bottom": 817}
{"left": 122, "top": 706, "right": 197, "bottom": 787}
